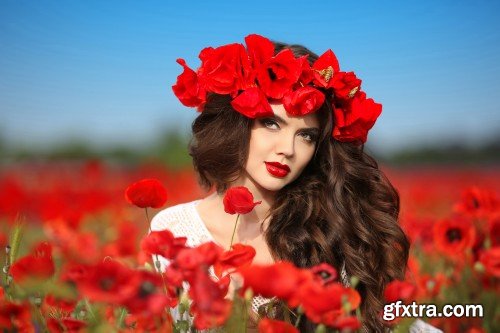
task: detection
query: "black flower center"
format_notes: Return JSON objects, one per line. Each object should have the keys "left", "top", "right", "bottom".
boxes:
{"left": 138, "top": 281, "right": 156, "bottom": 298}
{"left": 100, "top": 278, "right": 115, "bottom": 291}
{"left": 446, "top": 228, "right": 463, "bottom": 243}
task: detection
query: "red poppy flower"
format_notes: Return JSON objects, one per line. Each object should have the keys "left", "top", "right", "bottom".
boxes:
{"left": 256, "top": 49, "right": 302, "bottom": 99}
{"left": 223, "top": 186, "right": 261, "bottom": 215}
{"left": 332, "top": 91, "right": 382, "bottom": 144}
{"left": 330, "top": 71, "right": 362, "bottom": 100}
{"left": 383, "top": 280, "right": 417, "bottom": 303}
{"left": 433, "top": 217, "right": 476, "bottom": 257}
{"left": 198, "top": 43, "right": 252, "bottom": 96}
{"left": 312, "top": 49, "right": 340, "bottom": 88}
{"left": 10, "top": 242, "right": 55, "bottom": 283}
{"left": 479, "top": 246, "right": 500, "bottom": 278}
{"left": 297, "top": 55, "right": 313, "bottom": 85}
{"left": 214, "top": 243, "right": 256, "bottom": 278}
{"left": 189, "top": 267, "right": 232, "bottom": 330}
{"left": 175, "top": 242, "right": 223, "bottom": 274}
{"left": 125, "top": 178, "right": 168, "bottom": 209}
{"left": 59, "top": 263, "right": 90, "bottom": 283}
{"left": 76, "top": 260, "right": 141, "bottom": 303}
{"left": 0, "top": 301, "right": 34, "bottom": 332}
{"left": 44, "top": 294, "right": 77, "bottom": 314}
{"left": 172, "top": 58, "right": 207, "bottom": 108}
{"left": 122, "top": 270, "right": 176, "bottom": 315}
{"left": 310, "top": 263, "right": 338, "bottom": 285}
{"left": 231, "top": 87, "right": 274, "bottom": 119}
{"left": 257, "top": 318, "right": 299, "bottom": 333}
{"left": 46, "top": 317, "right": 86, "bottom": 333}
{"left": 175, "top": 242, "right": 224, "bottom": 283}
{"left": 454, "top": 187, "right": 499, "bottom": 217}
{"left": 332, "top": 315, "right": 361, "bottom": 330}
{"left": 239, "top": 261, "right": 310, "bottom": 301}
{"left": 489, "top": 215, "right": 500, "bottom": 247}
{"left": 416, "top": 273, "right": 447, "bottom": 299}
{"left": 141, "top": 229, "right": 187, "bottom": 260}
{"left": 245, "top": 34, "right": 275, "bottom": 69}
{"left": 283, "top": 86, "right": 325, "bottom": 116}
{"left": 294, "top": 280, "right": 360, "bottom": 324}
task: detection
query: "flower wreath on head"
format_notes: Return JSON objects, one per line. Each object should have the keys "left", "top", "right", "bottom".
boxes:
{"left": 172, "top": 34, "right": 382, "bottom": 144}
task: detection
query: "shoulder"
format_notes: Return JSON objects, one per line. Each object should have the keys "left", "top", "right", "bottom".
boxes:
{"left": 150, "top": 200, "right": 200, "bottom": 232}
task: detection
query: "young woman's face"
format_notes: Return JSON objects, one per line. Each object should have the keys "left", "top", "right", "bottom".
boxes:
{"left": 243, "top": 103, "right": 320, "bottom": 193}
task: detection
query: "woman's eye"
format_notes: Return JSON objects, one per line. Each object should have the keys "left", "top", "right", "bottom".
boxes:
{"left": 299, "top": 132, "right": 317, "bottom": 143}
{"left": 260, "top": 119, "right": 279, "bottom": 130}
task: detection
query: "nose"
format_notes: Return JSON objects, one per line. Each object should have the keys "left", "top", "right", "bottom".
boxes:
{"left": 275, "top": 132, "right": 295, "bottom": 158}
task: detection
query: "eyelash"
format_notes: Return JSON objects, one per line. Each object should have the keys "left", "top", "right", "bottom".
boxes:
{"left": 259, "top": 119, "right": 318, "bottom": 143}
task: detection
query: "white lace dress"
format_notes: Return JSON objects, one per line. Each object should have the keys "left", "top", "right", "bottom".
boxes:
{"left": 151, "top": 200, "right": 442, "bottom": 333}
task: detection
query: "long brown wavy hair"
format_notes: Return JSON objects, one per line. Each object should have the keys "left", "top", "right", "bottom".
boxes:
{"left": 189, "top": 42, "right": 410, "bottom": 332}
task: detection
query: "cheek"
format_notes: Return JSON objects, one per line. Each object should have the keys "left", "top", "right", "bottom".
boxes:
{"left": 248, "top": 129, "right": 272, "bottom": 158}
{"left": 295, "top": 143, "right": 316, "bottom": 170}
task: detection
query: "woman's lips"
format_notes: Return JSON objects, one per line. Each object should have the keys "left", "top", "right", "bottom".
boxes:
{"left": 264, "top": 162, "right": 290, "bottom": 178}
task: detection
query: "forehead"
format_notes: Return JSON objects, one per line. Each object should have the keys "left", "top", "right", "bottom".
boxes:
{"left": 270, "top": 103, "right": 320, "bottom": 129}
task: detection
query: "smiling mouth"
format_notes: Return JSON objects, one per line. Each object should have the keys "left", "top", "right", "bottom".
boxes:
{"left": 264, "top": 162, "right": 290, "bottom": 178}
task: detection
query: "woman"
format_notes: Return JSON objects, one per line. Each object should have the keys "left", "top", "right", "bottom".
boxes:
{"left": 152, "top": 35, "right": 439, "bottom": 332}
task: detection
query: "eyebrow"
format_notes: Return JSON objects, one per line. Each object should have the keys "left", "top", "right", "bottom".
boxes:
{"left": 271, "top": 114, "right": 320, "bottom": 131}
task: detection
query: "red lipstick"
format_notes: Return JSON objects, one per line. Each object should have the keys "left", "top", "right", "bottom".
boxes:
{"left": 264, "top": 162, "right": 290, "bottom": 178}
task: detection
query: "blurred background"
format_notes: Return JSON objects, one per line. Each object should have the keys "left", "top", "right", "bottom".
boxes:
{"left": 1, "top": 0, "right": 499, "bottom": 165}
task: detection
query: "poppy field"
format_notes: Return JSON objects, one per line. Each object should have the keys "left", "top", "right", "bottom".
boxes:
{"left": 0, "top": 160, "right": 499, "bottom": 332}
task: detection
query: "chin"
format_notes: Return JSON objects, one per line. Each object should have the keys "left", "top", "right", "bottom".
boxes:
{"left": 257, "top": 175, "right": 291, "bottom": 192}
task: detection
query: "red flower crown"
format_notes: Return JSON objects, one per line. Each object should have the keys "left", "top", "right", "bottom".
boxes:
{"left": 172, "top": 34, "right": 382, "bottom": 144}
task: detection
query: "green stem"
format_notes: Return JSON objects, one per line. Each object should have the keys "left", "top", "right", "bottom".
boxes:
{"left": 294, "top": 313, "right": 303, "bottom": 327}
{"left": 146, "top": 207, "right": 170, "bottom": 296}
{"left": 145, "top": 207, "right": 151, "bottom": 229}
{"left": 229, "top": 214, "right": 240, "bottom": 250}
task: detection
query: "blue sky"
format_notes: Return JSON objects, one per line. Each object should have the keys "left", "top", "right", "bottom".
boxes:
{"left": 1, "top": 0, "right": 499, "bottom": 153}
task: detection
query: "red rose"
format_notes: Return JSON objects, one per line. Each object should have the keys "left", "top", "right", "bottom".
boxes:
{"left": 256, "top": 49, "right": 302, "bottom": 99}
{"left": 245, "top": 34, "right": 274, "bottom": 69}
{"left": 231, "top": 87, "right": 274, "bottom": 119}
{"left": 479, "top": 247, "right": 500, "bottom": 278}
{"left": 332, "top": 91, "right": 382, "bottom": 144}
{"left": 125, "top": 178, "right": 168, "bottom": 209}
{"left": 383, "top": 280, "right": 417, "bottom": 303}
{"left": 433, "top": 217, "right": 476, "bottom": 257}
{"left": 172, "top": 58, "right": 207, "bottom": 108}
{"left": 198, "top": 43, "right": 252, "bottom": 96}
{"left": 283, "top": 86, "right": 325, "bottom": 116}
{"left": 10, "top": 242, "right": 55, "bottom": 283}
{"left": 258, "top": 318, "right": 299, "bottom": 333}
{"left": 331, "top": 71, "right": 362, "bottom": 100}
{"left": 223, "top": 186, "right": 261, "bottom": 215}
{"left": 312, "top": 49, "right": 340, "bottom": 87}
